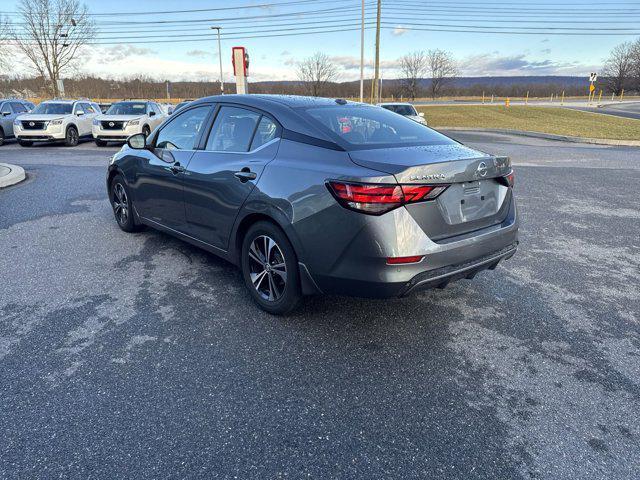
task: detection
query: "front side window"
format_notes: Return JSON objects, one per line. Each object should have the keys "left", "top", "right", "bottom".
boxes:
{"left": 106, "top": 102, "right": 147, "bottom": 116}
{"left": 82, "top": 103, "right": 96, "bottom": 114}
{"left": 304, "top": 105, "right": 453, "bottom": 150}
{"left": 250, "top": 116, "right": 278, "bottom": 150}
{"left": 11, "top": 102, "right": 28, "bottom": 113}
{"left": 206, "top": 106, "right": 261, "bottom": 153}
{"left": 32, "top": 103, "right": 73, "bottom": 115}
{"left": 155, "top": 105, "right": 211, "bottom": 150}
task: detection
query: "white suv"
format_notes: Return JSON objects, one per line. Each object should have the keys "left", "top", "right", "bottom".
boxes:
{"left": 93, "top": 100, "right": 166, "bottom": 146}
{"left": 14, "top": 99, "right": 100, "bottom": 147}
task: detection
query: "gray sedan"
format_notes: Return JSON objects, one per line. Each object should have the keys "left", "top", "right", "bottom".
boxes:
{"left": 107, "top": 95, "right": 518, "bottom": 314}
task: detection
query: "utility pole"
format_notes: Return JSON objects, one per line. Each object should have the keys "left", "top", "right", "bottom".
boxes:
{"left": 371, "top": 0, "right": 381, "bottom": 103}
{"left": 359, "top": 0, "right": 365, "bottom": 102}
{"left": 211, "top": 26, "right": 224, "bottom": 95}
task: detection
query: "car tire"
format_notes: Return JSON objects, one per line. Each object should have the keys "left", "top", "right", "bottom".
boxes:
{"left": 0, "top": 128, "right": 4, "bottom": 146}
{"left": 142, "top": 125, "right": 151, "bottom": 137}
{"left": 110, "top": 174, "right": 144, "bottom": 233}
{"left": 65, "top": 126, "right": 79, "bottom": 147}
{"left": 95, "top": 139, "right": 107, "bottom": 147}
{"left": 241, "top": 221, "right": 301, "bottom": 315}
{"left": 18, "top": 140, "right": 33, "bottom": 147}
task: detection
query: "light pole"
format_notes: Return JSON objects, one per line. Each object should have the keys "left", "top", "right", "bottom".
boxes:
{"left": 210, "top": 26, "right": 224, "bottom": 95}
{"left": 359, "top": 0, "right": 364, "bottom": 103}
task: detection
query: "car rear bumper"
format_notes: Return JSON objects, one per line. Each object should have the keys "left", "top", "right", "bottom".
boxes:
{"left": 311, "top": 242, "right": 517, "bottom": 298}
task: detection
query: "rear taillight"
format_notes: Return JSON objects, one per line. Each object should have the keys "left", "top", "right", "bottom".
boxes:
{"left": 327, "top": 181, "right": 448, "bottom": 215}
{"left": 497, "top": 171, "right": 515, "bottom": 188}
{"left": 386, "top": 255, "right": 424, "bottom": 265}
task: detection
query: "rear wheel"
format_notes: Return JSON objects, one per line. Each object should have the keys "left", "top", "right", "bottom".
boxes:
{"left": 241, "top": 221, "right": 301, "bottom": 315}
{"left": 95, "top": 139, "right": 107, "bottom": 147}
{"left": 18, "top": 140, "right": 33, "bottom": 147}
{"left": 110, "top": 174, "right": 143, "bottom": 232}
{"left": 65, "top": 126, "right": 79, "bottom": 147}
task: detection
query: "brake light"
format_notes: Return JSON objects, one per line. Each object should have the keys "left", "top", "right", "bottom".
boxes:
{"left": 497, "top": 171, "right": 515, "bottom": 188}
{"left": 327, "top": 181, "right": 448, "bottom": 215}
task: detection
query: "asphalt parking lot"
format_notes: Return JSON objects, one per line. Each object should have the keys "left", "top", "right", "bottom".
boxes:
{"left": 1, "top": 134, "right": 639, "bottom": 479}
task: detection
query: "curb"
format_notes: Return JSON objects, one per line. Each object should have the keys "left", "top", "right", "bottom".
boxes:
{"left": 438, "top": 128, "right": 640, "bottom": 147}
{"left": 0, "top": 163, "right": 26, "bottom": 188}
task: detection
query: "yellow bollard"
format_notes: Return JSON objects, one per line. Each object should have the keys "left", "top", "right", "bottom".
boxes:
{"left": 505, "top": 98, "right": 510, "bottom": 107}
{"left": 598, "top": 90, "right": 602, "bottom": 103}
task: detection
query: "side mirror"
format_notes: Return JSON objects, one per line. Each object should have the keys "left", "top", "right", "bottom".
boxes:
{"left": 127, "top": 133, "right": 146, "bottom": 150}
{"left": 419, "top": 112, "right": 425, "bottom": 117}
{"left": 76, "top": 110, "right": 85, "bottom": 116}
{"left": 1, "top": 111, "right": 10, "bottom": 117}
{"left": 149, "top": 111, "right": 156, "bottom": 117}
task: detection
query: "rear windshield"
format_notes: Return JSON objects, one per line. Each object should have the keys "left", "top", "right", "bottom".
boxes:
{"left": 381, "top": 104, "right": 417, "bottom": 116}
{"left": 106, "top": 102, "right": 147, "bottom": 115}
{"left": 304, "top": 105, "right": 453, "bottom": 150}
{"left": 32, "top": 103, "right": 73, "bottom": 115}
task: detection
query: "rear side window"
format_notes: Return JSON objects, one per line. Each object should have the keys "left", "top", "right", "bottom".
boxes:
{"left": 156, "top": 105, "right": 210, "bottom": 150}
{"left": 205, "top": 106, "right": 260, "bottom": 152}
{"left": 304, "top": 105, "right": 453, "bottom": 150}
{"left": 250, "top": 116, "right": 278, "bottom": 150}
{"left": 382, "top": 104, "right": 416, "bottom": 116}
{"left": 0, "top": 103, "right": 12, "bottom": 114}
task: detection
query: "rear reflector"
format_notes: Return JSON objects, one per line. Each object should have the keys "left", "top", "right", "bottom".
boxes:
{"left": 387, "top": 255, "right": 424, "bottom": 265}
{"left": 327, "top": 181, "right": 448, "bottom": 215}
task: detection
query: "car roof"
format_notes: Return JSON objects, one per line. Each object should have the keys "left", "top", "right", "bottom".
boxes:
{"left": 378, "top": 102, "right": 413, "bottom": 106}
{"left": 189, "top": 94, "right": 371, "bottom": 141}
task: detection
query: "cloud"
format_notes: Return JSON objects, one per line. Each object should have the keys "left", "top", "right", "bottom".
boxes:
{"left": 458, "top": 53, "right": 594, "bottom": 76}
{"left": 392, "top": 26, "right": 409, "bottom": 36}
{"left": 280, "top": 50, "right": 291, "bottom": 56}
{"left": 186, "top": 50, "right": 210, "bottom": 58}
{"left": 95, "top": 45, "right": 156, "bottom": 64}
{"left": 328, "top": 55, "right": 402, "bottom": 71}
{"left": 540, "top": 48, "right": 551, "bottom": 55}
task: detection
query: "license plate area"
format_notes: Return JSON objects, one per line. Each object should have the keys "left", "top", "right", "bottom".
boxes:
{"left": 437, "top": 179, "right": 503, "bottom": 224}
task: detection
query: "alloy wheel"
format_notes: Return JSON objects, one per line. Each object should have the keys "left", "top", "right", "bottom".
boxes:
{"left": 247, "top": 235, "right": 287, "bottom": 301}
{"left": 112, "top": 183, "right": 129, "bottom": 226}
{"left": 67, "top": 128, "right": 78, "bottom": 145}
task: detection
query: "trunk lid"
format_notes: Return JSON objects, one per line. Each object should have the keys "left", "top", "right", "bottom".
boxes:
{"left": 348, "top": 144, "right": 513, "bottom": 241}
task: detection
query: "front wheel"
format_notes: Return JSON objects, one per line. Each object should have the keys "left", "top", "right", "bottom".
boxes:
{"left": 65, "top": 126, "right": 79, "bottom": 147}
{"left": 142, "top": 125, "right": 151, "bottom": 137}
{"left": 241, "top": 221, "right": 301, "bottom": 315}
{"left": 0, "top": 128, "right": 5, "bottom": 146}
{"left": 110, "top": 174, "right": 143, "bottom": 232}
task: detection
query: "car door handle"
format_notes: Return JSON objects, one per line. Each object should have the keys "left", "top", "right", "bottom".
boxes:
{"left": 170, "top": 164, "right": 185, "bottom": 174}
{"left": 234, "top": 169, "right": 257, "bottom": 182}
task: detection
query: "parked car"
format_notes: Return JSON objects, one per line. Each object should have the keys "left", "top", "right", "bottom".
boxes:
{"left": 173, "top": 100, "right": 194, "bottom": 113}
{"left": 0, "top": 99, "right": 35, "bottom": 146}
{"left": 377, "top": 102, "right": 427, "bottom": 125}
{"left": 159, "top": 103, "right": 174, "bottom": 115}
{"left": 14, "top": 99, "right": 100, "bottom": 147}
{"left": 107, "top": 95, "right": 518, "bottom": 314}
{"left": 93, "top": 100, "right": 166, "bottom": 146}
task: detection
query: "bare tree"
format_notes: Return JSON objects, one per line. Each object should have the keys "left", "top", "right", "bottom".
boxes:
{"left": 629, "top": 38, "right": 640, "bottom": 93}
{"left": 296, "top": 52, "right": 338, "bottom": 97}
{"left": 400, "top": 51, "right": 428, "bottom": 100}
{"left": 11, "top": 0, "right": 95, "bottom": 96}
{"left": 0, "top": 16, "right": 11, "bottom": 71}
{"left": 426, "top": 49, "right": 458, "bottom": 99}
{"left": 602, "top": 41, "right": 635, "bottom": 95}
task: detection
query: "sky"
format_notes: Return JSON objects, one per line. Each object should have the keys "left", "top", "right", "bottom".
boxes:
{"left": 2, "top": 0, "right": 640, "bottom": 82}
